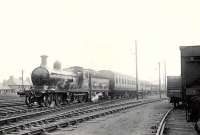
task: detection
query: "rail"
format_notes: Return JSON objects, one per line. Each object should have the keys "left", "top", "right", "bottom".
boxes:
{"left": 156, "top": 108, "right": 173, "bottom": 135}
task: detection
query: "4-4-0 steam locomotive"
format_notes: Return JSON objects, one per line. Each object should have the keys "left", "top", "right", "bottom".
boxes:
{"left": 24, "top": 55, "right": 143, "bottom": 107}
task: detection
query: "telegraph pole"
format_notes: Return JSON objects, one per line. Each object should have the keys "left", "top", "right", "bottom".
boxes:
{"left": 164, "top": 60, "right": 167, "bottom": 95}
{"left": 135, "top": 40, "right": 139, "bottom": 100}
{"left": 22, "top": 70, "right": 24, "bottom": 90}
{"left": 158, "top": 62, "right": 161, "bottom": 99}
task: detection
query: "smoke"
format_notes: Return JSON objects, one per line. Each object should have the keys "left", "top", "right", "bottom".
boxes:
{"left": 91, "top": 92, "right": 103, "bottom": 102}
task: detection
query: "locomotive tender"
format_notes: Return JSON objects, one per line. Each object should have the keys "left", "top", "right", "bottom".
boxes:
{"left": 24, "top": 55, "right": 147, "bottom": 107}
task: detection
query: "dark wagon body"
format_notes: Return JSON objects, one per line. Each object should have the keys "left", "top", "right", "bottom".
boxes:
{"left": 180, "top": 46, "right": 200, "bottom": 121}
{"left": 167, "top": 76, "right": 181, "bottom": 107}
{"left": 180, "top": 46, "right": 200, "bottom": 99}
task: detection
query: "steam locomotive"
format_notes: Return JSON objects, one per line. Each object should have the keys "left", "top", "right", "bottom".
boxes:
{"left": 24, "top": 55, "right": 151, "bottom": 107}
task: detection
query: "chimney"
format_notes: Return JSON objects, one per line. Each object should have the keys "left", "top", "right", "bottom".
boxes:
{"left": 40, "top": 55, "right": 48, "bottom": 67}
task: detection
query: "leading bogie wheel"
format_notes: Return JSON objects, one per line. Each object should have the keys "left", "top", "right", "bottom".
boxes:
{"left": 55, "top": 94, "right": 62, "bottom": 106}
{"left": 25, "top": 95, "right": 34, "bottom": 107}
{"left": 43, "top": 94, "right": 53, "bottom": 107}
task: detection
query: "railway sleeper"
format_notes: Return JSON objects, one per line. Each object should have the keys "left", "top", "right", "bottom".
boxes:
{"left": 18, "top": 125, "right": 26, "bottom": 130}
{"left": 46, "top": 118, "right": 56, "bottom": 123}
{"left": 57, "top": 121, "right": 70, "bottom": 127}
{"left": 76, "top": 118, "right": 84, "bottom": 123}
{"left": 26, "top": 128, "right": 45, "bottom": 135}
{"left": 0, "top": 112, "right": 8, "bottom": 116}
{"left": 44, "top": 124, "right": 60, "bottom": 132}
{"left": 69, "top": 120, "right": 77, "bottom": 125}
{"left": 0, "top": 126, "right": 18, "bottom": 135}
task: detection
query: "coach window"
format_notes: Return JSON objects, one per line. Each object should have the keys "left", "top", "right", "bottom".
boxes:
{"left": 117, "top": 76, "right": 119, "bottom": 84}
{"left": 125, "top": 77, "right": 126, "bottom": 84}
{"left": 124, "top": 77, "right": 126, "bottom": 84}
{"left": 133, "top": 80, "right": 136, "bottom": 85}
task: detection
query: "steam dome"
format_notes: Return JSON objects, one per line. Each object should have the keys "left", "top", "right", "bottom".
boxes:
{"left": 53, "top": 61, "right": 62, "bottom": 70}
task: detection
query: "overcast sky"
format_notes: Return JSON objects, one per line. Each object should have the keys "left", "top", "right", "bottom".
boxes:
{"left": 0, "top": 0, "right": 200, "bottom": 83}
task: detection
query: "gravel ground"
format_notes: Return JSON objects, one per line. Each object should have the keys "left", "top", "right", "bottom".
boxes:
{"left": 51, "top": 99, "right": 171, "bottom": 135}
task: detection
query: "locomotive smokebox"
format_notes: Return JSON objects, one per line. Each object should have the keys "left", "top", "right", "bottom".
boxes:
{"left": 40, "top": 55, "right": 48, "bottom": 67}
{"left": 31, "top": 67, "right": 49, "bottom": 86}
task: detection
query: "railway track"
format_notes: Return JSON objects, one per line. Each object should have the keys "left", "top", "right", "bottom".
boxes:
{"left": 0, "top": 99, "right": 24, "bottom": 108}
{"left": 0, "top": 102, "right": 85, "bottom": 118}
{"left": 142, "top": 100, "right": 171, "bottom": 135}
{"left": 155, "top": 108, "right": 173, "bottom": 135}
{"left": 0, "top": 99, "right": 115, "bottom": 117}
{"left": 0, "top": 98, "right": 133, "bottom": 120}
{"left": 0, "top": 98, "right": 139, "bottom": 134}
{"left": 163, "top": 109, "right": 198, "bottom": 135}
{"left": 0, "top": 99, "right": 90, "bottom": 117}
{"left": 0, "top": 96, "right": 25, "bottom": 117}
{"left": 0, "top": 98, "right": 164, "bottom": 135}
{"left": 151, "top": 108, "right": 198, "bottom": 135}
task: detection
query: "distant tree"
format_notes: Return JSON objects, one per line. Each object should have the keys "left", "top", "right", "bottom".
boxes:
{"left": 7, "top": 76, "right": 16, "bottom": 85}
{"left": 2, "top": 80, "right": 7, "bottom": 86}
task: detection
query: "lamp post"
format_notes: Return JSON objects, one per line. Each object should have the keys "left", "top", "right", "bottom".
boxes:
{"left": 22, "top": 70, "right": 24, "bottom": 90}
{"left": 158, "top": 62, "right": 161, "bottom": 99}
{"left": 135, "top": 40, "right": 139, "bottom": 100}
{"left": 164, "top": 60, "right": 167, "bottom": 95}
